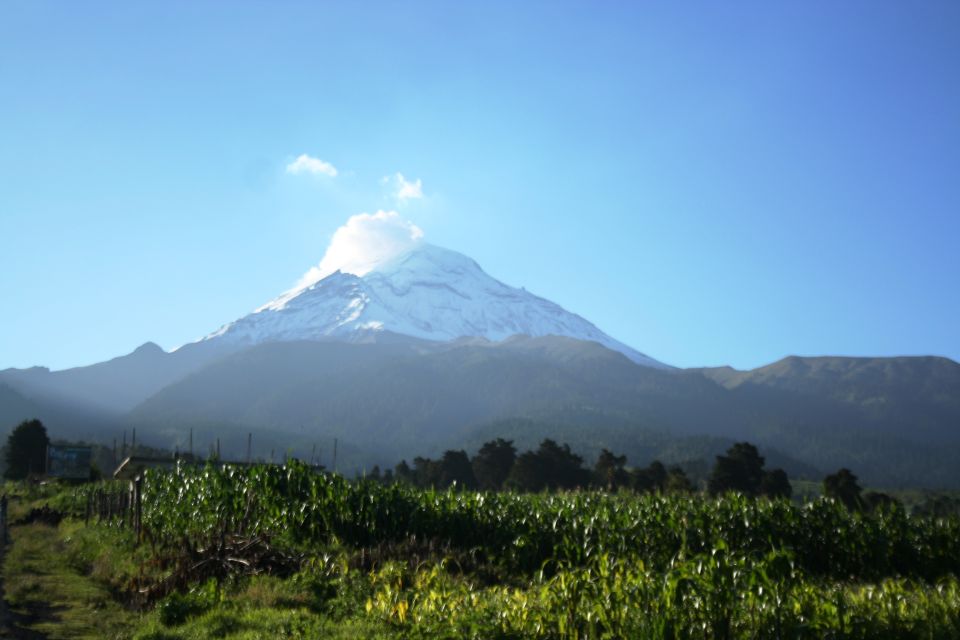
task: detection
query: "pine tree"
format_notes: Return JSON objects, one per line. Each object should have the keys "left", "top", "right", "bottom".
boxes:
{"left": 471, "top": 438, "right": 516, "bottom": 490}
{"left": 708, "top": 442, "right": 766, "bottom": 496}
{"left": 4, "top": 419, "right": 50, "bottom": 480}
{"left": 824, "top": 468, "right": 864, "bottom": 510}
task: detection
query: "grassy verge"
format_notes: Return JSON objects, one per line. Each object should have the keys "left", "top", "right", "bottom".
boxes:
{"left": 2, "top": 519, "right": 400, "bottom": 640}
{"left": 132, "top": 597, "right": 398, "bottom": 640}
{"left": 0, "top": 484, "right": 399, "bottom": 640}
{"left": 3, "top": 521, "right": 137, "bottom": 639}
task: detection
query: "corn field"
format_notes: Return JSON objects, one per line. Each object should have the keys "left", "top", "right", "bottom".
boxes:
{"left": 77, "top": 461, "right": 960, "bottom": 638}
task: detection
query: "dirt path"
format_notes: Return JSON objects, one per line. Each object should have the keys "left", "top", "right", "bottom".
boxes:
{"left": 0, "top": 531, "right": 49, "bottom": 640}
{"left": 0, "top": 531, "right": 50, "bottom": 640}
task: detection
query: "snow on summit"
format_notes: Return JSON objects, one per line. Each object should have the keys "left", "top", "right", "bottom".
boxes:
{"left": 200, "top": 212, "right": 666, "bottom": 368}
{"left": 259, "top": 211, "right": 424, "bottom": 312}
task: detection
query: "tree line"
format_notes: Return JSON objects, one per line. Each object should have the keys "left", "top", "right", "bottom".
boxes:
{"left": 4, "top": 419, "right": 946, "bottom": 514}
{"left": 374, "top": 439, "right": 792, "bottom": 497}
{"left": 380, "top": 438, "right": 699, "bottom": 494}
{"left": 369, "top": 437, "right": 915, "bottom": 512}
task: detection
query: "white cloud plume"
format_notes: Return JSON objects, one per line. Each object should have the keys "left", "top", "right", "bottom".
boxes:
{"left": 286, "top": 154, "right": 338, "bottom": 177}
{"left": 387, "top": 172, "right": 423, "bottom": 201}
{"left": 276, "top": 211, "right": 424, "bottom": 303}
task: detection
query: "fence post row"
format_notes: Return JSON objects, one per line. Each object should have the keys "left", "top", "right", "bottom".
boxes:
{"left": 84, "top": 481, "right": 141, "bottom": 544}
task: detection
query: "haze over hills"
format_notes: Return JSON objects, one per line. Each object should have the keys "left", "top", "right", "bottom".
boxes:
{"left": 123, "top": 337, "right": 960, "bottom": 487}
{"left": 0, "top": 340, "right": 232, "bottom": 413}
{"left": 1, "top": 224, "right": 958, "bottom": 488}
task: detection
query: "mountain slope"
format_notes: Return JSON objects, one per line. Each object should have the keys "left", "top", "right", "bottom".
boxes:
{"left": 0, "top": 340, "right": 235, "bottom": 413}
{"left": 700, "top": 356, "right": 960, "bottom": 442}
{"left": 131, "top": 336, "right": 731, "bottom": 451}
{"left": 0, "top": 382, "right": 122, "bottom": 443}
{"left": 0, "top": 384, "right": 43, "bottom": 430}
{"left": 199, "top": 244, "right": 665, "bottom": 368}
{"left": 127, "top": 338, "right": 960, "bottom": 488}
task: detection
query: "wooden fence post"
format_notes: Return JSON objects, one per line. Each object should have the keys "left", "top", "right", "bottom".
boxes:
{"left": 134, "top": 476, "right": 143, "bottom": 544}
{"left": 128, "top": 480, "right": 135, "bottom": 529}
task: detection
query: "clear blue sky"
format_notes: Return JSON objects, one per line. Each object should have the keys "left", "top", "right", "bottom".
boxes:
{"left": 1, "top": 1, "right": 958, "bottom": 371}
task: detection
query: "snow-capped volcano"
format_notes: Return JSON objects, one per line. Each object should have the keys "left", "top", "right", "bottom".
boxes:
{"left": 200, "top": 242, "right": 666, "bottom": 368}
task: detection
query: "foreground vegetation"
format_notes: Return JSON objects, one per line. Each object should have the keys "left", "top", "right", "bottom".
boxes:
{"left": 3, "top": 461, "right": 960, "bottom": 638}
